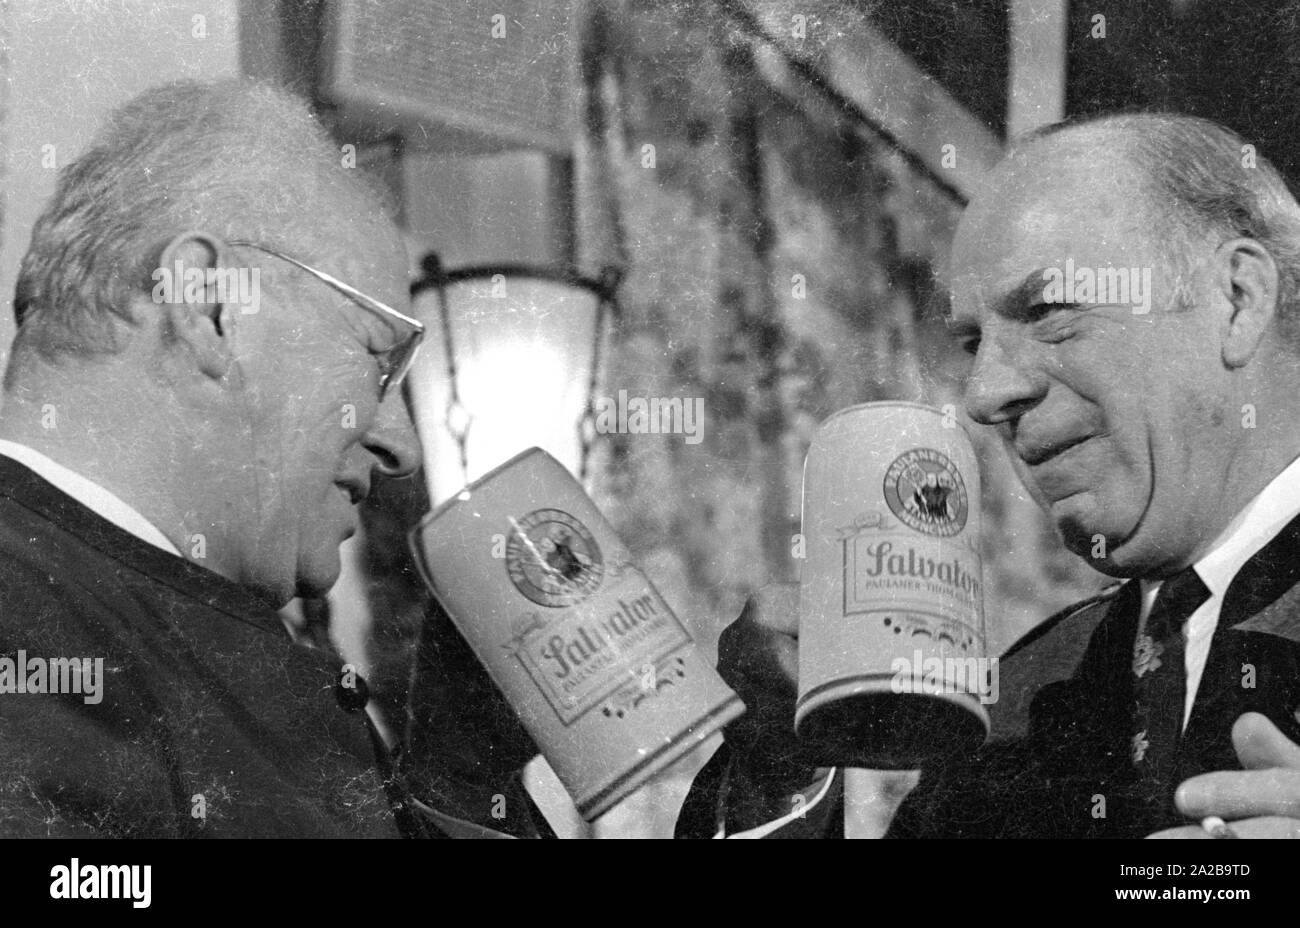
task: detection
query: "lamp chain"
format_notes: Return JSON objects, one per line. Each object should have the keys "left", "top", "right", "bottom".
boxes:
{"left": 431, "top": 264, "right": 472, "bottom": 487}
{"left": 576, "top": 272, "right": 617, "bottom": 484}
{"left": 424, "top": 256, "right": 618, "bottom": 490}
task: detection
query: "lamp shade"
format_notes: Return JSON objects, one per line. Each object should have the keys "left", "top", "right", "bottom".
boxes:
{"left": 406, "top": 259, "right": 621, "bottom": 838}
{"left": 408, "top": 261, "right": 615, "bottom": 505}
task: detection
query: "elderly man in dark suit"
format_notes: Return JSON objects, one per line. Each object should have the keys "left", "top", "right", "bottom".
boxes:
{"left": 0, "top": 79, "right": 549, "bottom": 837}
{"left": 682, "top": 112, "right": 1300, "bottom": 839}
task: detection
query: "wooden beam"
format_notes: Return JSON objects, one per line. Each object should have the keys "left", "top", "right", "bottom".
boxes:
{"left": 738, "top": 0, "right": 1004, "bottom": 202}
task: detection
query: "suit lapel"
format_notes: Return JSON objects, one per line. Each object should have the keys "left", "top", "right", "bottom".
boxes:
{"left": 1182, "top": 511, "right": 1300, "bottom": 776}
{"left": 994, "top": 516, "right": 1300, "bottom": 837}
{"left": 1001, "top": 582, "right": 1146, "bottom": 837}
{"left": 1222, "top": 508, "right": 1300, "bottom": 644}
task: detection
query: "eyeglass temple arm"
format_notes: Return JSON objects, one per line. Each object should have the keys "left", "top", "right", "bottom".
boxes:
{"left": 227, "top": 240, "right": 425, "bottom": 331}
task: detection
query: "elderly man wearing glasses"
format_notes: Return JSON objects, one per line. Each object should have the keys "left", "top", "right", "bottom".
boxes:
{"left": 0, "top": 79, "right": 543, "bottom": 837}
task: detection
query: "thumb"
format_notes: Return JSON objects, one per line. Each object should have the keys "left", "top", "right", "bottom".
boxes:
{"left": 1232, "top": 712, "right": 1300, "bottom": 770}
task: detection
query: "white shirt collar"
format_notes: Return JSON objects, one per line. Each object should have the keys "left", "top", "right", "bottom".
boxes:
{"left": 0, "top": 439, "right": 182, "bottom": 556}
{"left": 1192, "top": 453, "right": 1300, "bottom": 600}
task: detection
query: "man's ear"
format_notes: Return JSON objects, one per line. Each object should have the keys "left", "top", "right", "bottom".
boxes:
{"left": 151, "top": 231, "right": 241, "bottom": 381}
{"left": 1217, "top": 237, "right": 1279, "bottom": 368}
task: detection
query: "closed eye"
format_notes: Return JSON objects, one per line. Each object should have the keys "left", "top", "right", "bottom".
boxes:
{"left": 1017, "top": 301, "right": 1081, "bottom": 323}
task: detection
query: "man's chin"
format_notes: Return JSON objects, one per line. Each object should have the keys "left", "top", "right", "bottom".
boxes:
{"left": 284, "top": 543, "right": 342, "bottom": 602}
{"left": 239, "top": 538, "right": 342, "bottom": 608}
{"left": 1051, "top": 495, "right": 1141, "bottom": 575}
{"left": 294, "top": 566, "right": 341, "bottom": 603}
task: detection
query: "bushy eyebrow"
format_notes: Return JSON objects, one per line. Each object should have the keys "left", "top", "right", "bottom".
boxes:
{"left": 946, "top": 268, "right": 1060, "bottom": 335}
{"left": 998, "top": 271, "right": 1059, "bottom": 320}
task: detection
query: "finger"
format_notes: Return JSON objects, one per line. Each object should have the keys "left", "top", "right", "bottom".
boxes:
{"left": 1151, "top": 817, "right": 1300, "bottom": 839}
{"left": 1225, "top": 816, "right": 1300, "bottom": 838}
{"left": 1232, "top": 712, "right": 1300, "bottom": 771}
{"left": 768, "top": 629, "right": 799, "bottom": 695}
{"left": 1175, "top": 768, "right": 1300, "bottom": 819}
{"left": 717, "top": 585, "right": 798, "bottom": 678}
{"left": 1146, "top": 825, "right": 1210, "bottom": 839}
{"left": 720, "top": 621, "right": 799, "bottom": 702}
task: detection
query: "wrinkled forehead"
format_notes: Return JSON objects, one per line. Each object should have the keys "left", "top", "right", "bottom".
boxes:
{"left": 949, "top": 142, "right": 1173, "bottom": 321}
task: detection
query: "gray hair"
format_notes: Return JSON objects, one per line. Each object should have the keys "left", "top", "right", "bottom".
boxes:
{"left": 10, "top": 79, "right": 390, "bottom": 371}
{"left": 1016, "top": 112, "right": 1300, "bottom": 339}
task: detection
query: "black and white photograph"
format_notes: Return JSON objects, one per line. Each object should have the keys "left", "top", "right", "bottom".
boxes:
{"left": 0, "top": 0, "right": 1295, "bottom": 909}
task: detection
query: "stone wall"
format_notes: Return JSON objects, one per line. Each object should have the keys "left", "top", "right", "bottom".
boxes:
{"left": 579, "top": 0, "right": 1106, "bottom": 673}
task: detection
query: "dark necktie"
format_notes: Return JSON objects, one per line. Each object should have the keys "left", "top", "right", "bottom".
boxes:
{"left": 1130, "top": 567, "right": 1210, "bottom": 810}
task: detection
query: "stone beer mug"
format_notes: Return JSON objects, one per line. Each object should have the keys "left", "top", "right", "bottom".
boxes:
{"left": 794, "top": 402, "right": 993, "bottom": 767}
{"left": 409, "top": 447, "right": 745, "bottom": 820}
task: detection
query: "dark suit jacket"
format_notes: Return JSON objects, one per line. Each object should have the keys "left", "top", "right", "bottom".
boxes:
{"left": 678, "top": 513, "right": 1300, "bottom": 838}
{"left": 0, "top": 455, "right": 415, "bottom": 836}
{"left": 0, "top": 449, "right": 572, "bottom": 838}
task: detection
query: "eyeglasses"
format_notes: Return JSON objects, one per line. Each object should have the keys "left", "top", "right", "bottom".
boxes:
{"left": 228, "top": 241, "right": 424, "bottom": 400}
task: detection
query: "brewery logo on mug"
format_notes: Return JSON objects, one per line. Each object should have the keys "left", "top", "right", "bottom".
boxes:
{"left": 883, "top": 448, "right": 968, "bottom": 537}
{"left": 503, "top": 585, "right": 693, "bottom": 726}
{"left": 505, "top": 508, "right": 605, "bottom": 607}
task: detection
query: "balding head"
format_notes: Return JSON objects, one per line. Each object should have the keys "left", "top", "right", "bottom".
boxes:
{"left": 11, "top": 79, "right": 392, "bottom": 367}
{"left": 951, "top": 112, "right": 1300, "bottom": 578}
{"left": 1003, "top": 113, "right": 1300, "bottom": 337}
{"left": 1, "top": 78, "right": 418, "bottom": 606}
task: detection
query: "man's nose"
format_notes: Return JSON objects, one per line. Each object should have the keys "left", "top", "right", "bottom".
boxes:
{"left": 363, "top": 392, "right": 422, "bottom": 478}
{"left": 962, "top": 335, "right": 1046, "bottom": 427}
